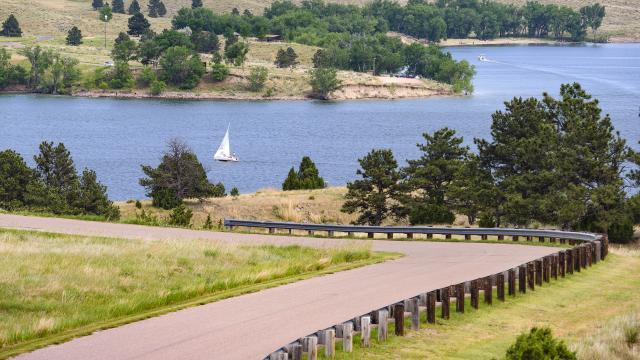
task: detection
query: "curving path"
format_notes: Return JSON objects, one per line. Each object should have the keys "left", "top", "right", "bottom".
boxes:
{"left": 0, "top": 214, "right": 559, "bottom": 360}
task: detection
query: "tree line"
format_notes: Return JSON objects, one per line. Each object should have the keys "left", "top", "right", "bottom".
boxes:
{"left": 341, "top": 83, "right": 640, "bottom": 243}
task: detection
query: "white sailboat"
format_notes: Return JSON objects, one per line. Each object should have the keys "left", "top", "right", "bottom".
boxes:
{"left": 214, "top": 124, "right": 239, "bottom": 162}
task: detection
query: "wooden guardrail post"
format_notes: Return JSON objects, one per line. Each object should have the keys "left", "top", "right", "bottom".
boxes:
{"left": 498, "top": 235, "right": 504, "bottom": 241}
{"left": 587, "top": 243, "right": 593, "bottom": 267}
{"left": 321, "top": 329, "right": 335, "bottom": 357}
{"left": 470, "top": 279, "right": 479, "bottom": 309}
{"left": 308, "top": 230, "right": 314, "bottom": 236}
{"left": 302, "top": 336, "right": 317, "bottom": 360}
{"left": 543, "top": 257, "right": 550, "bottom": 283}
{"left": 601, "top": 233, "right": 609, "bottom": 259}
{"left": 497, "top": 273, "right": 505, "bottom": 301}
{"left": 527, "top": 262, "right": 535, "bottom": 290}
{"left": 406, "top": 233, "right": 413, "bottom": 239}
{"left": 361, "top": 316, "right": 371, "bottom": 347}
{"left": 508, "top": 269, "right": 516, "bottom": 296}
{"left": 567, "top": 249, "right": 574, "bottom": 275}
{"left": 538, "top": 236, "right": 545, "bottom": 242}
{"left": 512, "top": 235, "right": 519, "bottom": 241}
{"left": 484, "top": 276, "right": 493, "bottom": 305}
{"left": 574, "top": 247, "right": 581, "bottom": 273}
{"left": 594, "top": 241, "right": 601, "bottom": 262}
{"left": 455, "top": 283, "right": 465, "bottom": 313}
{"left": 535, "top": 260, "right": 543, "bottom": 286}
{"left": 269, "top": 350, "right": 287, "bottom": 360}
{"left": 409, "top": 297, "right": 420, "bottom": 330}
{"left": 367, "top": 232, "right": 374, "bottom": 239}
{"left": 427, "top": 233, "right": 433, "bottom": 239}
{"left": 377, "top": 309, "right": 388, "bottom": 341}
{"left": 290, "top": 343, "right": 302, "bottom": 360}
{"left": 387, "top": 233, "right": 394, "bottom": 239}
{"left": 519, "top": 265, "right": 527, "bottom": 293}
{"left": 327, "top": 230, "right": 334, "bottom": 237}
{"left": 445, "top": 233, "right": 452, "bottom": 239}
{"left": 551, "top": 254, "right": 558, "bottom": 280}
{"left": 394, "top": 303, "right": 405, "bottom": 336}
{"left": 342, "top": 322, "right": 353, "bottom": 352}
{"left": 268, "top": 228, "right": 275, "bottom": 234}
{"left": 441, "top": 287, "right": 450, "bottom": 319}
{"left": 559, "top": 251, "right": 566, "bottom": 277}
{"left": 426, "top": 291, "right": 436, "bottom": 323}
{"left": 481, "top": 234, "right": 488, "bottom": 240}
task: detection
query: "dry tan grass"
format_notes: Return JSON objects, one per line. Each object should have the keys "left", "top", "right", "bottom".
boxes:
{"left": 573, "top": 312, "right": 640, "bottom": 359}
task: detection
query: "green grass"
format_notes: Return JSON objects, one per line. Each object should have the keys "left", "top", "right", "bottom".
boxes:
{"left": 0, "top": 228, "right": 396, "bottom": 358}
{"left": 315, "top": 247, "right": 640, "bottom": 359}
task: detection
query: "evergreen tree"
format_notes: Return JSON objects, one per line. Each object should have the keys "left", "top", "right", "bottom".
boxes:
{"left": 66, "top": 26, "right": 83, "bottom": 46}
{"left": 202, "top": 213, "right": 214, "bottom": 229}
{"left": 629, "top": 142, "right": 640, "bottom": 189}
{"left": 140, "top": 139, "right": 225, "bottom": 209}
{"left": 400, "top": 127, "right": 469, "bottom": 225}
{"left": 282, "top": 167, "right": 299, "bottom": 191}
{"left": 92, "top": 0, "right": 104, "bottom": 10}
{"left": 275, "top": 47, "right": 298, "bottom": 68}
{"left": 0, "top": 150, "right": 34, "bottom": 209}
{"left": 112, "top": 0, "right": 125, "bottom": 13}
{"left": 112, "top": 32, "right": 137, "bottom": 61}
{"left": 282, "top": 156, "right": 325, "bottom": 190}
{"left": 77, "top": 169, "right": 120, "bottom": 220}
{"left": 127, "top": 12, "right": 150, "bottom": 36}
{"left": 148, "top": 0, "right": 166, "bottom": 17}
{"left": 1, "top": 14, "right": 22, "bottom": 37}
{"left": 192, "top": 0, "right": 203, "bottom": 9}
{"left": 341, "top": 149, "right": 402, "bottom": 225}
{"left": 128, "top": 0, "right": 141, "bottom": 15}
{"left": 100, "top": 2, "right": 113, "bottom": 22}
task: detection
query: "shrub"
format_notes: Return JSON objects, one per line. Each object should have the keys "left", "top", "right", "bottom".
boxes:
{"left": 408, "top": 203, "right": 455, "bottom": 225}
{"left": 247, "top": 66, "right": 268, "bottom": 91}
{"left": 210, "top": 62, "right": 229, "bottom": 82}
{"left": 608, "top": 217, "right": 635, "bottom": 244}
{"left": 230, "top": 187, "right": 239, "bottom": 197}
{"left": 282, "top": 156, "right": 326, "bottom": 191}
{"left": 168, "top": 204, "right": 193, "bottom": 227}
{"left": 506, "top": 327, "right": 576, "bottom": 360}
{"left": 150, "top": 80, "right": 166, "bottom": 95}
{"left": 151, "top": 187, "right": 182, "bottom": 210}
{"left": 203, "top": 213, "right": 213, "bottom": 230}
{"left": 478, "top": 213, "right": 496, "bottom": 228}
{"left": 135, "top": 200, "right": 142, "bottom": 209}
{"left": 137, "top": 66, "right": 156, "bottom": 87}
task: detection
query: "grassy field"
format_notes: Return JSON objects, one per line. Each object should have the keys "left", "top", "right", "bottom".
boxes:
{"left": 308, "top": 245, "right": 640, "bottom": 359}
{"left": 0, "top": 228, "right": 391, "bottom": 357}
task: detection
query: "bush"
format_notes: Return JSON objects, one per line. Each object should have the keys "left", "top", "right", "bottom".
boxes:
{"left": 137, "top": 66, "right": 156, "bottom": 87}
{"left": 608, "top": 217, "right": 635, "bottom": 244}
{"left": 150, "top": 80, "right": 166, "bottom": 95}
{"left": 202, "top": 213, "right": 213, "bottom": 230}
{"left": 135, "top": 200, "right": 142, "bottom": 209}
{"left": 230, "top": 187, "right": 239, "bottom": 197}
{"left": 151, "top": 187, "right": 182, "bottom": 210}
{"left": 210, "top": 62, "right": 229, "bottom": 82}
{"left": 168, "top": 204, "right": 193, "bottom": 227}
{"left": 478, "top": 213, "right": 496, "bottom": 228}
{"left": 247, "top": 66, "right": 268, "bottom": 91}
{"left": 506, "top": 327, "right": 576, "bottom": 360}
{"left": 408, "top": 203, "right": 455, "bottom": 225}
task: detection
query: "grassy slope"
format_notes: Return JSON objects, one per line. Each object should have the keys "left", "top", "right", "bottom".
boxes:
{"left": 1, "top": 0, "right": 638, "bottom": 40}
{"left": 323, "top": 246, "right": 640, "bottom": 359}
{"left": 0, "top": 228, "right": 391, "bottom": 357}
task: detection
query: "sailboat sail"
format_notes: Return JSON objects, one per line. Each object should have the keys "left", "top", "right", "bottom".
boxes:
{"left": 214, "top": 127, "right": 231, "bottom": 160}
{"left": 214, "top": 125, "right": 239, "bottom": 162}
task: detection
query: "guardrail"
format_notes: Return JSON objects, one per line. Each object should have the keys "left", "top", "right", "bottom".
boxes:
{"left": 222, "top": 219, "right": 608, "bottom": 360}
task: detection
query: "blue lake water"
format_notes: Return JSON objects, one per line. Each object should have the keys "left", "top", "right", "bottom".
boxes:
{"left": 1, "top": 43, "right": 639, "bottom": 200}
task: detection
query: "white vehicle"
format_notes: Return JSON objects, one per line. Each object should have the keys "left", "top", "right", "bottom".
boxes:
{"left": 214, "top": 124, "right": 239, "bottom": 162}
{"left": 104, "top": 60, "right": 114, "bottom": 67}
{"left": 478, "top": 55, "right": 489, "bottom": 62}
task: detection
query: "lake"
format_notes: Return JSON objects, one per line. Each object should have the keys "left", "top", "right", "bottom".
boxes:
{"left": 1, "top": 43, "right": 639, "bottom": 200}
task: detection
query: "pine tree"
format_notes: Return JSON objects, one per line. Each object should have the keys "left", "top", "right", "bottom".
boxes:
{"left": 192, "top": 0, "right": 203, "bottom": 8}
{"left": 1, "top": 15, "right": 22, "bottom": 37}
{"left": 148, "top": 0, "right": 165, "bottom": 18}
{"left": 282, "top": 168, "right": 299, "bottom": 190}
{"left": 127, "top": 12, "right": 150, "bottom": 36}
{"left": 128, "top": 0, "right": 141, "bottom": 14}
{"left": 341, "top": 149, "right": 403, "bottom": 226}
{"left": 66, "top": 26, "right": 83, "bottom": 46}
{"left": 157, "top": 1, "right": 167, "bottom": 17}
{"left": 92, "top": 0, "right": 104, "bottom": 10}
{"left": 112, "top": 0, "right": 125, "bottom": 13}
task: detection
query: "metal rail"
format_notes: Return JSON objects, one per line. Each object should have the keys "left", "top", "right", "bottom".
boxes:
{"left": 224, "top": 219, "right": 602, "bottom": 243}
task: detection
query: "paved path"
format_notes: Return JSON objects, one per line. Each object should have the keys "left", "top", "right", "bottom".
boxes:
{"left": 1, "top": 214, "right": 558, "bottom": 360}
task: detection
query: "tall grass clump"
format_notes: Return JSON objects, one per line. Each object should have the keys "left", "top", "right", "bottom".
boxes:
{"left": 573, "top": 313, "right": 640, "bottom": 359}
